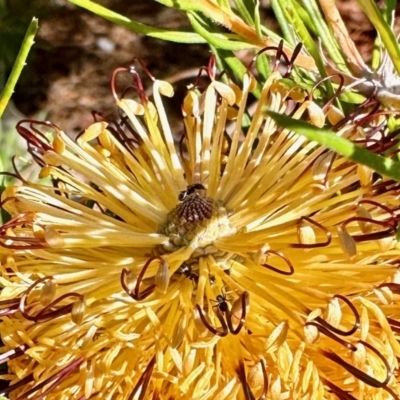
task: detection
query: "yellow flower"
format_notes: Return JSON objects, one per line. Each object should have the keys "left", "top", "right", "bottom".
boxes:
{"left": 1, "top": 59, "right": 400, "bottom": 399}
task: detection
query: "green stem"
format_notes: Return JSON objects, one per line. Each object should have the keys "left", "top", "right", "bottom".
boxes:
{"left": 0, "top": 17, "right": 38, "bottom": 118}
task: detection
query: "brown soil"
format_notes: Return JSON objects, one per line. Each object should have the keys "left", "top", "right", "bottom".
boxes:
{"left": 11, "top": 1, "right": 211, "bottom": 133}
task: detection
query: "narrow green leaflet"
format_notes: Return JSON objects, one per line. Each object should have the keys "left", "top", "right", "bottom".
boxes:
{"left": 269, "top": 0, "right": 296, "bottom": 45}
{"left": 282, "top": 0, "right": 334, "bottom": 96}
{"left": 0, "top": 17, "right": 38, "bottom": 118}
{"left": 371, "top": 35, "right": 382, "bottom": 71}
{"left": 256, "top": 53, "right": 271, "bottom": 83}
{"left": 155, "top": 0, "right": 214, "bottom": 11}
{"left": 338, "top": 91, "right": 366, "bottom": 104}
{"left": 71, "top": 0, "right": 256, "bottom": 49}
{"left": 265, "top": 110, "right": 400, "bottom": 181}
{"left": 383, "top": 0, "right": 396, "bottom": 25}
{"left": 291, "top": 0, "right": 317, "bottom": 34}
{"left": 299, "top": 0, "right": 349, "bottom": 73}
{"left": 232, "top": 0, "right": 255, "bottom": 28}
{"left": 371, "top": 0, "right": 396, "bottom": 69}
{"left": 355, "top": 0, "right": 400, "bottom": 76}
{"left": 69, "top": 0, "right": 204, "bottom": 43}
{"left": 187, "top": 12, "right": 256, "bottom": 50}
{"left": 254, "top": 0, "right": 262, "bottom": 38}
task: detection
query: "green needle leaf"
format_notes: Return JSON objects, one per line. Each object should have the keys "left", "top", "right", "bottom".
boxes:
{"left": 232, "top": 0, "right": 255, "bottom": 28}
{"left": 187, "top": 12, "right": 256, "bottom": 50}
{"left": 265, "top": 110, "right": 400, "bottom": 181}
{"left": 269, "top": 0, "right": 296, "bottom": 44}
{"left": 283, "top": 0, "right": 334, "bottom": 96}
{"left": 69, "top": 0, "right": 205, "bottom": 43}
{"left": 355, "top": 0, "right": 400, "bottom": 76}
{"left": 0, "top": 17, "right": 38, "bottom": 119}
{"left": 299, "top": 0, "right": 348, "bottom": 73}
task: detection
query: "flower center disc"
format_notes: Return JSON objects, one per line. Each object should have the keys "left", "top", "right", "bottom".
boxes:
{"left": 157, "top": 185, "right": 235, "bottom": 267}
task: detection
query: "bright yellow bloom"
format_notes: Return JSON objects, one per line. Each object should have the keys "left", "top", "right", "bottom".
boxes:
{"left": 1, "top": 60, "right": 400, "bottom": 399}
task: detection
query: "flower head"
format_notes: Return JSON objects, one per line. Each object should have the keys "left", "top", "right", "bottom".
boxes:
{"left": 1, "top": 55, "right": 400, "bottom": 399}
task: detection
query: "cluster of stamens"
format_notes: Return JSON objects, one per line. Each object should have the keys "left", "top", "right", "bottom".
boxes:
{"left": 2, "top": 42, "right": 400, "bottom": 399}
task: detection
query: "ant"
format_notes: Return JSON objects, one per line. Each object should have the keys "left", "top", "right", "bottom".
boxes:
{"left": 196, "top": 291, "right": 249, "bottom": 337}
{"left": 178, "top": 183, "right": 206, "bottom": 201}
{"left": 211, "top": 293, "right": 229, "bottom": 313}
{"left": 178, "top": 264, "right": 199, "bottom": 282}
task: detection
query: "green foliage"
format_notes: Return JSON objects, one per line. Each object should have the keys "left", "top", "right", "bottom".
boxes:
{"left": 0, "top": 17, "right": 38, "bottom": 118}
{"left": 69, "top": 0, "right": 400, "bottom": 183}
{"left": 68, "top": 0, "right": 254, "bottom": 49}
{"left": 0, "top": 14, "right": 39, "bottom": 224}
{"left": 355, "top": 0, "right": 400, "bottom": 76}
{"left": 0, "top": 0, "right": 51, "bottom": 90}
{"left": 68, "top": 0, "right": 396, "bottom": 101}
{"left": 266, "top": 110, "right": 400, "bottom": 181}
